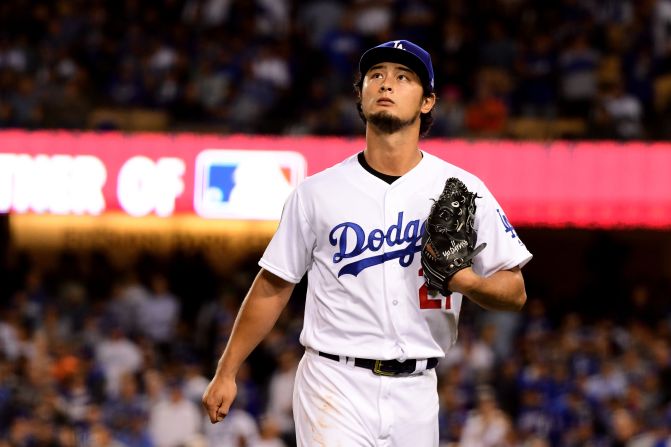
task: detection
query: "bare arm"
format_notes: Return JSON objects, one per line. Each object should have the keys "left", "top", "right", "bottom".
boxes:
{"left": 448, "top": 266, "right": 526, "bottom": 311}
{"left": 202, "top": 268, "right": 295, "bottom": 423}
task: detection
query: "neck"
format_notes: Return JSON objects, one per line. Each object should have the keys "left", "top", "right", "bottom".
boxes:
{"left": 364, "top": 124, "right": 422, "bottom": 176}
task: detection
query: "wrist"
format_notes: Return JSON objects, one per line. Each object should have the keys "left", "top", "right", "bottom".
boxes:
{"left": 215, "top": 361, "right": 239, "bottom": 380}
{"left": 448, "top": 267, "right": 482, "bottom": 295}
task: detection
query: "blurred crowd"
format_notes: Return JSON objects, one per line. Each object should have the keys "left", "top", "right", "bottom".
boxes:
{"left": 0, "top": 245, "right": 670, "bottom": 447}
{"left": 3, "top": 0, "right": 671, "bottom": 139}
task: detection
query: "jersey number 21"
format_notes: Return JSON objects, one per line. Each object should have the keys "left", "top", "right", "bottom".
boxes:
{"left": 418, "top": 268, "right": 451, "bottom": 310}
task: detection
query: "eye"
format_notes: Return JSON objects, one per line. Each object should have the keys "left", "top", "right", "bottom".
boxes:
{"left": 398, "top": 74, "right": 408, "bottom": 81}
{"left": 371, "top": 73, "right": 383, "bottom": 79}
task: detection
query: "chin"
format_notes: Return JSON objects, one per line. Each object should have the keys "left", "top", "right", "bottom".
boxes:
{"left": 367, "top": 110, "right": 417, "bottom": 134}
{"left": 368, "top": 110, "right": 397, "bottom": 121}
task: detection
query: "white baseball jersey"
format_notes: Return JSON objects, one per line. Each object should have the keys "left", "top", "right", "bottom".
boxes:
{"left": 259, "top": 151, "right": 532, "bottom": 361}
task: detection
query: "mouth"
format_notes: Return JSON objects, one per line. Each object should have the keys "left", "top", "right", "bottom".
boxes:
{"left": 376, "top": 98, "right": 395, "bottom": 105}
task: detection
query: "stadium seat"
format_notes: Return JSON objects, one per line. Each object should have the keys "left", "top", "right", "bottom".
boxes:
{"left": 506, "top": 117, "right": 587, "bottom": 140}
{"left": 551, "top": 118, "right": 587, "bottom": 139}
{"left": 89, "top": 108, "right": 169, "bottom": 131}
{"left": 506, "top": 117, "right": 549, "bottom": 140}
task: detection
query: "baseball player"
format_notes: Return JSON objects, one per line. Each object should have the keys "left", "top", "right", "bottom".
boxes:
{"left": 203, "top": 40, "right": 532, "bottom": 446}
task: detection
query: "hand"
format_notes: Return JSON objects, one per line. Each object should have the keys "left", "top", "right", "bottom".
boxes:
{"left": 202, "top": 374, "right": 238, "bottom": 423}
{"left": 420, "top": 177, "right": 485, "bottom": 295}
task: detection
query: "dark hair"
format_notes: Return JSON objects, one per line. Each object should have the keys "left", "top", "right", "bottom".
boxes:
{"left": 353, "top": 74, "right": 435, "bottom": 137}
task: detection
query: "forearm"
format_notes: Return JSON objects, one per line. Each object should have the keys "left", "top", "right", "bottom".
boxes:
{"left": 449, "top": 267, "right": 526, "bottom": 311}
{"left": 215, "top": 269, "right": 295, "bottom": 378}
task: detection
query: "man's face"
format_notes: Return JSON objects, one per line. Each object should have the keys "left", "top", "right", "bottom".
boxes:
{"left": 360, "top": 62, "right": 435, "bottom": 134}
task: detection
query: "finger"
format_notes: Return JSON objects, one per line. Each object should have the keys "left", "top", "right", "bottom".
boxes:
{"left": 207, "top": 408, "right": 218, "bottom": 424}
{"left": 213, "top": 403, "right": 229, "bottom": 423}
{"left": 204, "top": 399, "right": 222, "bottom": 424}
{"left": 205, "top": 398, "right": 230, "bottom": 424}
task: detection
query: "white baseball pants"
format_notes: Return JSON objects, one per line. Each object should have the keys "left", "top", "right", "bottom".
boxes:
{"left": 293, "top": 349, "right": 439, "bottom": 447}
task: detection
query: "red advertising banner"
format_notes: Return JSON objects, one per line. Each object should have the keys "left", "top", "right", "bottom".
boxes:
{"left": 1, "top": 130, "right": 670, "bottom": 228}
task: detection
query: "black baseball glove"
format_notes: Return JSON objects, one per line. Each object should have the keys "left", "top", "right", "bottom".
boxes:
{"left": 421, "top": 177, "right": 486, "bottom": 295}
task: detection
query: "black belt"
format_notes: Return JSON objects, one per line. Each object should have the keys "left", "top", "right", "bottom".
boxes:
{"left": 318, "top": 351, "right": 439, "bottom": 377}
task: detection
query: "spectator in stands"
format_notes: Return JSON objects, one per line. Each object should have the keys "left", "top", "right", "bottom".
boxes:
{"left": 0, "top": 245, "right": 670, "bottom": 444}
{"left": 56, "top": 280, "right": 90, "bottom": 335}
{"left": 351, "top": 0, "right": 395, "bottom": 38}
{"left": 558, "top": 32, "right": 601, "bottom": 119}
{"left": 234, "top": 361, "right": 265, "bottom": 419}
{"left": 1, "top": 0, "right": 671, "bottom": 138}
{"left": 296, "top": 0, "right": 345, "bottom": 49}
{"left": 7, "top": 416, "right": 34, "bottom": 446}
{"left": 57, "top": 369, "right": 93, "bottom": 427}
{"left": 86, "top": 422, "right": 126, "bottom": 447}
{"left": 583, "top": 360, "right": 628, "bottom": 402}
{"left": 57, "top": 425, "right": 79, "bottom": 447}
{"left": 9, "top": 78, "right": 43, "bottom": 128}
{"left": 516, "top": 386, "right": 553, "bottom": 442}
{"left": 95, "top": 323, "right": 143, "bottom": 398}
{"left": 0, "top": 308, "right": 24, "bottom": 362}
{"left": 148, "top": 378, "right": 202, "bottom": 447}
{"left": 252, "top": 415, "right": 288, "bottom": 447}
{"left": 437, "top": 381, "right": 468, "bottom": 445}
{"left": 431, "top": 86, "right": 465, "bottom": 137}
{"left": 651, "top": 339, "right": 671, "bottom": 404}
{"left": 136, "top": 273, "right": 180, "bottom": 353}
{"left": 204, "top": 401, "right": 260, "bottom": 447}
{"left": 481, "top": 305, "right": 524, "bottom": 362}
{"left": 103, "top": 373, "right": 150, "bottom": 441}
{"left": 439, "top": 16, "right": 475, "bottom": 99}
{"left": 442, "top": 326, "right": 497, "bottom": 383}
{"left": 195, "top": 290, "right": 241, "bottom": 377}
{"left": 320, "top": 10, "right": 364, "bottom": 84}
{"left": 265, "top": 346, "right": 298, "bottom": 444}
{"left": 464, "top": 71, "right": 509, "bottom": 137}
{"left": 515, "top": 33, "right": 558, "bottom": 118}
{"left": 609, "top": 407, "right": 648, "bottom": 446}
{"left": 653, "top": 0, "right": 671, "bottom": 60}
{"left": 182, "top": 359, "right": 210, "bottom": 408}
{"left": 459, "top": 385, "right": 514, "bottom": 447}
{"left": 602, "top": 80, "right": 644, "bottom": 140}
{"left": 479, "top": 19, "right": 517, "bottom": 73}
{"left": 106, "top": 279, "right": 142, "bottom": 337}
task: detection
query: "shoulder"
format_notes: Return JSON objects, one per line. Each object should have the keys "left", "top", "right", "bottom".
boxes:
{"left": 421, "top": 151, "right": 486, "bottom": 191}
{"left": 295, "top": 153, "right": 359, "bottom": 194}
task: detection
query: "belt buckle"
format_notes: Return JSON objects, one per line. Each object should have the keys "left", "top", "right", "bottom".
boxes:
{"left": 373, "top": 360, "right": 397, "bottom": 376}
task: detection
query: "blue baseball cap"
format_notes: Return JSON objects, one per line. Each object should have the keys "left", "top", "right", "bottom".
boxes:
{"left": 359, "top": 40, "right": 435, "bottom": 92}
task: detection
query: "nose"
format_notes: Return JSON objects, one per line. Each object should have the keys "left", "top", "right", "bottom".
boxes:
{"left": 379, "top": 84, "right": 392, "bottom": 92}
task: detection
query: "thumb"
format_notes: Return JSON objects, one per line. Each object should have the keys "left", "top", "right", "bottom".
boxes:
{"left": 216, "top": 400, "right": 232, "bottom": 421}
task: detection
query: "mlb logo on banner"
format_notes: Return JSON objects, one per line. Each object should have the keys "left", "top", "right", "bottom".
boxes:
{"left": 194, "top": 149, "right": 307, "bottom": 220}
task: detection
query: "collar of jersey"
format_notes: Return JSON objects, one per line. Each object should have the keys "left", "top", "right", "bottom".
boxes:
{"left": 356, "top": 150, "right": 425, "bottom": 186}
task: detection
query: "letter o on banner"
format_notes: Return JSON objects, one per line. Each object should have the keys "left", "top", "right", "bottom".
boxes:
{"left": 117, "top": 156, "right": 156, "bottom": 217}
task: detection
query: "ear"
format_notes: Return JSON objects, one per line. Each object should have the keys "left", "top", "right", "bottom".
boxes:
{"left": 421, "top": 93, "right": 437, "bottom": 113}
{"left": 355, "top": 82, "right": 363, "bottom": 101}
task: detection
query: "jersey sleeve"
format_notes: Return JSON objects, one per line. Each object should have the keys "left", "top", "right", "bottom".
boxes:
{"left": 258, "top": 186, "right": 315, "bottom": 283}
{"left": 472, "top": 181, "right": 532, "bottom": 277}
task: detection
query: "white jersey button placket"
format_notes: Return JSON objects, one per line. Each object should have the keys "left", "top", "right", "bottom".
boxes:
{"left": 383, "top": 186, "right": 406, "bottom": 359}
